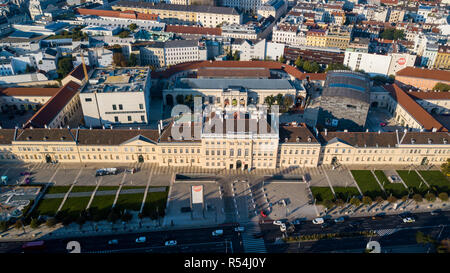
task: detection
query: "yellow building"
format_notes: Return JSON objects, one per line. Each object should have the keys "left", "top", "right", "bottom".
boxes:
{"left": 111, "top": 1, "right": 241, "bottom": 28}
{"left": 433, "top": 46, "right": 450, "bottom": 70}
{"left": 306, "top": 30, "right": 327, "bottom": 47}
{"left": 0, "top": 123, "right": 448, "bottom": 168}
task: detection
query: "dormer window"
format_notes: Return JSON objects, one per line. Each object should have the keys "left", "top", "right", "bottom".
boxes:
{"left": 427, "top": 138, "right": 432, "bottom": 144}
{"left": 444, "top": 139, "right": 448, "bottom": 144}
{"left": 411, "top": 138, "right": 415, "bottom": 144}
{"left": 296, "top": 137, "right": 300, "bottom": 142}
{"left": 284, "top": 138, "right": 288, "bottom": 142}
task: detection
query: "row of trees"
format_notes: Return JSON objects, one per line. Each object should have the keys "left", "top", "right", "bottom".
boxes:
{"left": 379, "top": 28, "right": 406, "bottom": 40}
{"left": 264, "top": 94, "right": 294, "bottom": 113}
{"left": 112, "top": 52, "right": 138, "bottom": 67}
{"left": 320, "top": 191, "right": 449, "bottom": 210}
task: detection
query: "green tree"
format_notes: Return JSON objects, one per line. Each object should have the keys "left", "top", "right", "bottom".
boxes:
{"left": 232, "top": 51, "right": 240, "bottom": 61}
{"left": 387, "top": 195, "right": 397, "bottom": 204}
{"left": 335, "top": 199, "right": 345, "bottom": 207}
{"left": 264, "top": 95, "right": 275, "bottom": 107}
{"left": 438, "top": 192, "right": 448, "bottom": 201}
{"left": 0, "top": 221, "right": 8, "bottom": 232}
{"left": 118, "top": 30, "right": 130, "bottom": 38}
{"left": 15, "top": 219, "right": 24, "bottom": 230}
{"left": 30, "top": 218, "right": 39, "bottom": 229}
{"left": 275, "top": 93, "right": 283, "bottom": 105}
{"left": 113, "top": 52, "right": 127, "bottom": 67}
{"left": 425, "top": 192, "right": 436, "bottom": 202}
{"left": 433, "top": 83, "right": 450, "bottom": 92}
{"left": 413, "top": 193, "right": 423, "bottom": 203}
{"left": 441, "top": 159, "right": 450, "bottom": 176}
{"left": 294, "top": 56, "right": 303, "bottom": 68}
{"left": 184, "top": 94, "right": 194, "bottom": 107}
{"left": 128, "top": 23, "right": 138, "bottom": 32}
{"left": 46, "top": 218, "right": 57, "bottom": 227}
{"left": 362, "top": 196, "right": 372, "bottom": 205}
{"left": 56, "top": 56, "right": 73, "bottom": 79}
{"left": 325, "top": 63, "right": 350, "bottom": 72}
{"left": 279, "top": 55, "right": 286, "bottom": 64}
{"left": 282, "top": 95, "right": 294, "bottom": 112}
{"left": 350, "top": 197, "right": 361, "bottom": 207}
{"left": 128, "top": 53, "right": 137, "bottom": 66}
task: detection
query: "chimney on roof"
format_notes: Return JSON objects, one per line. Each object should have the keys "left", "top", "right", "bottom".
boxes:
{"left": 404, "top": 128, "right": 407, "bottom": 133}
{"left": 102, "top": 125, "right": 105, "bottom": 129}
{"left": 366, "top": 129, "right": 369, "bottom": 132}
{"left": 138, "top": 127, "right": 140, "bottom": 130}
{"left": 444, "top": 139, "right": 448, "bottom": 144}
{"left": 296, "top": 137, "right": 300, "bottom": 142}
{"left": 428, "top": 138, "right": 432, "bottom": 144}
{"left": 30, "top": 126, "right": 33, "bottom": 129}
{"left": 44, "top": 124, "right": 48, "bottom": 129}
{"left": 344, "top": 129, "right": 348, "bottom": 132}
{"left": 89, "top": 126, "right": 92, "bottom": 130}
{"left": 432, "top": 128, "right": 437, "bottom": 132}
{"left": 129, "top": 127, "right": 132, "bottom": 130}
{"left": 378, "top": 130, "right": 380, "bottom": 134}
{"left": 324, "top": 128, "right": 327, "bottom": 136}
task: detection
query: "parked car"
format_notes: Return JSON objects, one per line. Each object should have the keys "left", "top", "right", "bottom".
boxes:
{"left": 108, "top": 239, "right": 118, "bottom": 245}
{"left": 273, "top": 220, "right": 282, "bottom": 226}
{"left": 234, "top": 226, "right": 245, "bottom": 232}
{"left": 402, "top": 217, "right": 415, "bottom": 223}
{"left": 280, "top": 223, "right": 286, "bottom": 232}
{"left": 371, "top": 216, "right": 383, "bottom": 221}
{"left": 136, "top": 237, "right": 146, "bottom": 243}
{"left": 380, "top": 122, "right": 387, "bottom": 127}
{"left": 334, "top": 217, "right": 345, "bottom": 223}
{"left": 165, "top": 240, "right": 177, "bottom": 246}
{"left": 95, "top": 168, "right": 118, "bottom": 176}
{"left": 312, "top": 217, "right": 324, "bottom": 224}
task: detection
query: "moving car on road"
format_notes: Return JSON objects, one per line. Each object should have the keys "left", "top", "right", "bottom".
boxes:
{"left": 136, "top": 237, "right": 146, "bottom": 243}
{"left": 334, "top": 217, "right": 345, "bottom": 223}
{"left": 312, "top": 217, "right": 324, "bottom": 224}
{"left": 402, "top": 217, "right": 415, "bottom": 223}
{"left": 165, "top": 240, "right": 177, "bottom": 246}
{"left": 108, "top": 239, "right": 118, "bottom": 245}
{"left": 430, "top": 209, "right": 441, "bottom": 216}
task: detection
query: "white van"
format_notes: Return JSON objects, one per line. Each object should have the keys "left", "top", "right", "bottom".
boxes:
{"left": 212, "top": 229, "right": 223, "bottom": 236}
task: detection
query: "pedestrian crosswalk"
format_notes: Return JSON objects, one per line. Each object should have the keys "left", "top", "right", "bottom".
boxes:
{"left": 241, "top": 222, "right": 267, "bottom": 253}
{"left": 375, "top": 229, "right": 398, "bottom": 237}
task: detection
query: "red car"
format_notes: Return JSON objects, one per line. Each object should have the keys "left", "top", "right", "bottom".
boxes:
{"left": 380, "top": 122, "right": 387, "bottom": 127}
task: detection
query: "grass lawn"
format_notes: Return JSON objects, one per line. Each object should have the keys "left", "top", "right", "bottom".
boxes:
{"left": 142, "top": 187, "right": 169, "bottom": 218}
{"left": 60, "top": 196, "right": 91, "bottom": 218}
{"left": 96, "top": 186, "right": 119, "bottom": 191}
{"left": 122, "top": 186, "right": 146, "bottom": 190}
{"left": 397, "top": 170, "right": 429, "bottom": 194}
{"left": 310, "top": 187, "right": 334, "bottom": 202}
{"left": 418, "top": 171, "right": 450, "bottom": 194}
{"left": 351, "top": 170, "right": 384, "bottom": 198}
{"left": 34, "top": 198, "right": 63, "bottom": 217}
{"left": 333, "top": 187, "right": 361, "bottom": 201}
{"left": 89, "top": 194, "right": 115, "bottom": 216}
{"left": 70, "top": 186, "right": 96, "bottom": 193}
{"left": 115, "top": 193, "right": 145, "bottom": 211}
{"left": 46, "top": 186, "right": 71, "bottom": 194}
{"left": 374, "top": 170, "right": 408, "bottom": 198}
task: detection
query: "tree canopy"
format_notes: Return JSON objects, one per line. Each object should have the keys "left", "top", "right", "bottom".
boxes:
{"left": 433, "top": 82, "right": 450, "bottom": 92}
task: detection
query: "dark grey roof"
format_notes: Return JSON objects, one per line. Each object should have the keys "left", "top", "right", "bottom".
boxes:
{"left": 174, "top": 78, "right": 296, "bottom": 90}
{"left": 322, "top": 71, "right": 371, "bottom": 103}
{"left": 164, "top": 39, "right": 199, "bottom": 48}
{"left": 115, "top": 1, "right": 239, "bottom": 15}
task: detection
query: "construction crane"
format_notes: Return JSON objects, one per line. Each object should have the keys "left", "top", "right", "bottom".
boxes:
{"left": 79, "top": 48, "right": 89, "bottom": 82}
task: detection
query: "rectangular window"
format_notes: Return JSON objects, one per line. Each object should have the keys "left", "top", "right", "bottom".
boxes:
{"left": 139, "top": 104, "right": 144, "bottom": 109}
{"left": 119, "top": 104, "right": 123, "bottom": 110}
{"left": 128, "top": 116, "right": 132, "bottom": 121}
{"left": 112, "top": 105, "right": 117, "bottom": 110}
{"left": 114, "top": 116, "right": 119, "bottom": 122}
{"left": 141, "top": 115, "right": 145, "bottom": 122}
{"left": 85, "top": 98, "right": 92, "bottom": 102}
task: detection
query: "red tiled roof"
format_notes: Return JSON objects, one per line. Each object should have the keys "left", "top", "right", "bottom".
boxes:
{"left": 380, "top": 0, "right": 398, "bottom": 4}
{"left": 0, "top": 87, "right": 60, "bottom": 97}
{"left": 396, "top": 67, "right": 450, "bottom": 83}
{"left": 76, "top": 8, "right": 158, "bottom": 21}
{"left": 67, "top": 64, "right": 91, "bottom": 82}
{"left": 407, "top": 91, "right": 450, "bottom": 101}
{"left": 165, "top": 25, "right": 221, "bottom": 36}
{"left": 25, "top": 81, "right": 81, "bottom": 128}
{"left": 151, "top": 60, "right": 327, "bottom": 81}
{"left": 384, "top": 84, "right": 447, "bottom": 132}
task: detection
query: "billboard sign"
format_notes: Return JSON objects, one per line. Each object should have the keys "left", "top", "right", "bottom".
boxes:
{"left": 191, "top": 185, "right": 204, "bottom": 204}
{"left": 397, "top": 58, "right": 406, "bottom": 65}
